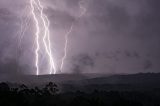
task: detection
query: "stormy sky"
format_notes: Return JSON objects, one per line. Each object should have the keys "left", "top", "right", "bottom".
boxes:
{"left": 0, "top": 0, "right": 160, "bottom": 75}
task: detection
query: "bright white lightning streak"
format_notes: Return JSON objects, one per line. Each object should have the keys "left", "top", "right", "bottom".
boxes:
{"left": 30, "top": 0, "right": 40, "bottom": 75}
{"left": 37, "top": 0, "right": 56, "bottom": 74}
{"left": 30, "top": 0, "right": 56, "bottom": 75}
{"left": 60, "top": 0, "right": 87, "bottom": 71}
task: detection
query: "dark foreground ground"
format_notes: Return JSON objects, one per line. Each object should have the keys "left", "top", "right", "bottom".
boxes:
{"left": 0, "top": 73, "right": 160, "bottom": 106}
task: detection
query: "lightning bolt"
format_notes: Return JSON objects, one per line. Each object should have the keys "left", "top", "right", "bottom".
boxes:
{"left": 14, "top": 6, "right": 31, "bottom": 50}
{"left": 60, "top": 0, "right": 87, "bottom": 72}
{"left": 79, "top": 0, "right": 87, "bottom": 18}
{"left": 15, "top": 6, "right": 31, "bottom": 73}
{"left": 60, "top": 23, "right": 74, "bottom": 72}
{"left": 30, "top": 0, "right": 56, "bottom": 75}
{"left": 37, "top": 0, "right": 56, "bottom": 74}
{"left": 17, "top": 0, "right": 86, "bottom": 75}
{"left": 18, "top": 12, "right": 31, "bottom": 50}
{"left": 30, "top": 0, "right": 40, "bottom": 75}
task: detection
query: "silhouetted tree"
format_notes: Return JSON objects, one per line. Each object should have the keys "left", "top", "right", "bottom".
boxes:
{"left": 0, "top": 82, "right": 10, "bottom": 92}
{"left": 43, "top": 82, "right": 59, "bottom": 95}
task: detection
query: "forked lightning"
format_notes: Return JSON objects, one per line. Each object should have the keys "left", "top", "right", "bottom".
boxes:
{"left": 30, "top": 0, "right": 56, "bottom": 75}
{"left": 18, "top": 0, "right": 86, "bottom": 75}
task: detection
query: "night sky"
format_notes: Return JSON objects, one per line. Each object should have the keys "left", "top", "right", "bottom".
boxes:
{"left": 0, "top": 0, "right": 160, "bottom": 75}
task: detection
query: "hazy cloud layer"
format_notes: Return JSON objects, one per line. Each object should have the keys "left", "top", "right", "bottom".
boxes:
{"left": 0, "top": 0, "right": 160, "bottom": 75}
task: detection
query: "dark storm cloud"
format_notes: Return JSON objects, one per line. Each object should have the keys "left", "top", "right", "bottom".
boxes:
{"left": 143, "top": 60, "right": 153, "bottom": 70}
{"left": 0, "top": 8, "right": 18, "bottom": 58}
{"left": 46, "top": 7, "right": 75, "bottom": 29}
{"left": 73, "top": 54, "right": 94, "bottom": 66}
{"left": 0, "top": 0, "right": 160, "bottom": 75}
{"left": 71, "top": 54, "right": 94, "bottom": 73}
{"left": 73, "top": 0, "right": 160, "bottom": 73}
{"left": 0, "top": 8, "right": 21, "bottom": 75}
{"left": 132, "top": 0, "right": 160, "bottom": 39}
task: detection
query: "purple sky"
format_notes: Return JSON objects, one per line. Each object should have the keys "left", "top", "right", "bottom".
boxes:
{"left": 0, "top": 0, "right": 160, "bottom": 75}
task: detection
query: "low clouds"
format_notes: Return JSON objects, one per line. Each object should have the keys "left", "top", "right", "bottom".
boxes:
{"left": 71, "top": 54, "right": 94, "bottom": 73}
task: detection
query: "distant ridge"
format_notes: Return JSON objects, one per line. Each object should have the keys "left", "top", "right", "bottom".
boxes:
{"left": 0, "top": 73, "right": 160, "bottom": 86}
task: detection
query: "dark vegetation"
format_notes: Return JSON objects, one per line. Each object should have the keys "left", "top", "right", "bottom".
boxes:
{"left": 0, "top": 82, "right": 160, "bottom": 106}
